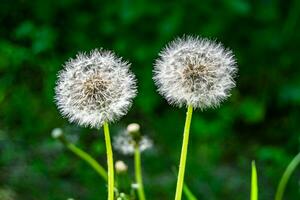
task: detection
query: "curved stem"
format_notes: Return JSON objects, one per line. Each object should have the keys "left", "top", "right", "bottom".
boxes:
{"left": 251, "top": 161, "right": 258, "bottom": 200}
{"left": 175, "top": 105, "right": 193, "bottom": 200}
{"left": 183, "top": 184, "right": 198, "bottom": 200}
{"left": 103, "top": 122, "right": 114, "bottom": 200}
{"left": 134, "top": 145, "right": 146, "bottom": 200}
{"left": 275, "top": 152, "right": 300, "bottom": 200}
{"left": 66, "top": 143, "right": 108, "bottom": 181}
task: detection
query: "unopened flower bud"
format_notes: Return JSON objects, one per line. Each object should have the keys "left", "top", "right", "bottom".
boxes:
{"left": 127, "top": 123, "right": 141, "bottom": 142}
{"left": 51, "top": 128, "right": 63, "bottom": 139}
{"left": 115, "top": 160, "right": 128, "bottom": 174}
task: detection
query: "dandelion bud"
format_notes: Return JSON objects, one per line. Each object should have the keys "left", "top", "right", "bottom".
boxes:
{"left": 131, "top": 183, "right": 139, "bottom": 189}
{"left": 51, "top": 128, "right": 63, "bottom": 139}
{"left": 127, "top": 123, "right": 141, "bottom": 142}
{"left": 153, "top": 36, "right": 237, "bottom": 109}
{"left": 115, "top": 160, "right": 128, "bottom": 174}
{"left": 127, "top": 123, "right": 140, "bottom": 133}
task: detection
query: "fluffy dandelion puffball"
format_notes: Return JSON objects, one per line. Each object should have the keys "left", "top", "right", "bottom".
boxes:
{"left": 153, "top": 36, "right": 237, "bottom": 109}
{"left": 55, "top": 49, "right": 137, "bottom": 128}
{"left": 113, "top": 130, "right": 153, "bottom": 155}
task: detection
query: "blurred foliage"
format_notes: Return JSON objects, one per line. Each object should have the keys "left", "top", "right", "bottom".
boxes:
{"left": 0, "top": 0, "right": 300, "bottom": 199}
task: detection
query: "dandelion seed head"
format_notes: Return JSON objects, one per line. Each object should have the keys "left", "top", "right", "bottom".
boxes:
{"left": 55, "top": 49, "right": 137, "bottom": 128}
{"left": 153, "top": 36, "right": 237, "bottom": 109}
{"left": 113, "top": 130, "right": 153, "bottom": 155}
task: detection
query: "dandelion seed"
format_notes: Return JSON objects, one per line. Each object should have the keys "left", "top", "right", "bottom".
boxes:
{"left": 153, "top": 35, "right": 237, "bottom": 109}
{"left": 55, "top": 49, "right": 137, "bottom": 128}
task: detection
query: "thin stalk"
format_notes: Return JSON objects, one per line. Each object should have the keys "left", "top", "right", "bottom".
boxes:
{"left": 66, "top": 143, "right": 108, "bottom": 181}
{"left": 55, "top": 134, "right": 107, "bottom": 181}
{"left": 183, "top": 184, "right": 198, "bottom": 200}
{"left": 103, "top": 122, "right": 114, "bottom": 200}
{"left": 175, "top": 105, "right": 193, "bottom": 200}
{"left": 275, "top": 152, "right": 300, "bottom": 200}
{"left": 251, "top": 161, "right": 258, "bottom": 200}
{"left": 134, "top": 145, "right": 146, "bottom": 200}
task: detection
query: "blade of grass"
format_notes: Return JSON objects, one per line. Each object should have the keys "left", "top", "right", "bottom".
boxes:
{"left": 183, "top": 184, "right": 198, "bottom": 200}
{"left": 275, "top": 152, "right": 300, "bottom": 200}
{"left": 251, "top": 161, "right": 258, "bottom": 200}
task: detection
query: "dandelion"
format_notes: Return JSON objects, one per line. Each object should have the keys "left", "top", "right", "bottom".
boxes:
{"left": 113, "top": 123, "right": 151, "bottom": 200}
{"left": 153, "top": 36, "right": 237, "bottom": 109}
{"left": 113, "top": 129, "right": 152, "bottom": 156}
{"left": 55, "top": 49, "right": 137, "bottom": 128}
{"left": 55, "top": 49, "right": 137, "bottom": 200}
{"left": 153, "top": 36, "right": 237, "bottom": 200}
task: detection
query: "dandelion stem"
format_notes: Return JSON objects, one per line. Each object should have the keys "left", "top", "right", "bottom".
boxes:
{"left": 175, "top": 105, "right": 193, "bottom": 200}
{"left": 103, "top": 122, "right": 114, "bottom": 200}
{"left": 275, "top": 152, "right": 300, "bottom": 200}
{"left": 134, "top": 145, "right": 146, "bottom": 200}
{"left": 183, "top": 184, "right": 198, "bottom": 200}
{"left": 251, "top": 161, "right": 258, "bottom": 200}
{"left": 55, "top": 134, "right": 108, "bottom": 181}
{"left": 66, "top": 143, "right": 108, "bottom": 181}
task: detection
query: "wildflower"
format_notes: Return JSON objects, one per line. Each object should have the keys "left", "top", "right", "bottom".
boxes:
{"left": 113, "top": 124, "right": 152, "bottom": 155}
{"left": 153, "top": 36, "right": 237, "bottom": 109}
{"left": 55, "top": 49, "right": 137, "bottom": 128}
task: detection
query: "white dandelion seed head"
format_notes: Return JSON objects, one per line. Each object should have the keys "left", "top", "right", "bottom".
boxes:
{"left": 153, "top": 36, "right": 237, "bottom": 109}
{"left": 113, "top": 130, "right": 153, "bottom": 155}
{"left": 55, "top": 49, "right": 137, "bottom": 128}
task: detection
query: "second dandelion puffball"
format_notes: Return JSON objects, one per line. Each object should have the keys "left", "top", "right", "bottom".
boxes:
{"left": 113, "top": 124, "right": 152, "bottom": 155}
{"left": 55, "top": 49, "right": 137, "bottom": 128}
{"left": 153, "top": 36, "right": 237, "bottom": 109}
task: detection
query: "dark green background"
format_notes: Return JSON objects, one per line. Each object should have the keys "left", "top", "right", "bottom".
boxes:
{"left": 1, "top": 0, "right": 300, "bottom": 199}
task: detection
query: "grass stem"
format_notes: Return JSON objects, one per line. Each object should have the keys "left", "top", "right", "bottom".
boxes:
{"left": 251, "top": 161, "right": 258, "bottom": 200}
{"left": 275, "top": 152, "right": 300, "bottom": 200}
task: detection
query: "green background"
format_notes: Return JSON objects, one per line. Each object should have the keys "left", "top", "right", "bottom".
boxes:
{"left": 1, "top": 0, "right": 300, "bottom": 199}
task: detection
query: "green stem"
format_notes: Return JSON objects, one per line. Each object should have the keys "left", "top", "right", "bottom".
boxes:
{"left": 275, "top": 152, "right": 300, "bottom": 200}
{"left": 134, "top": 145, "right": 146, "bottom": 200}
{"left": 183, "top": 184, "right": 198, "bottom": 200}
{"left": 251, "top": 161, "right": 258, "bottom": 200}
{"left": 175, "top": 105, "right": 193, "bottom": 200}
{"left": 103, "top": 122, "right": 114, "bottom": 200}
{"left": 66, "top": 142, "right": 108, "bottom": 181}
